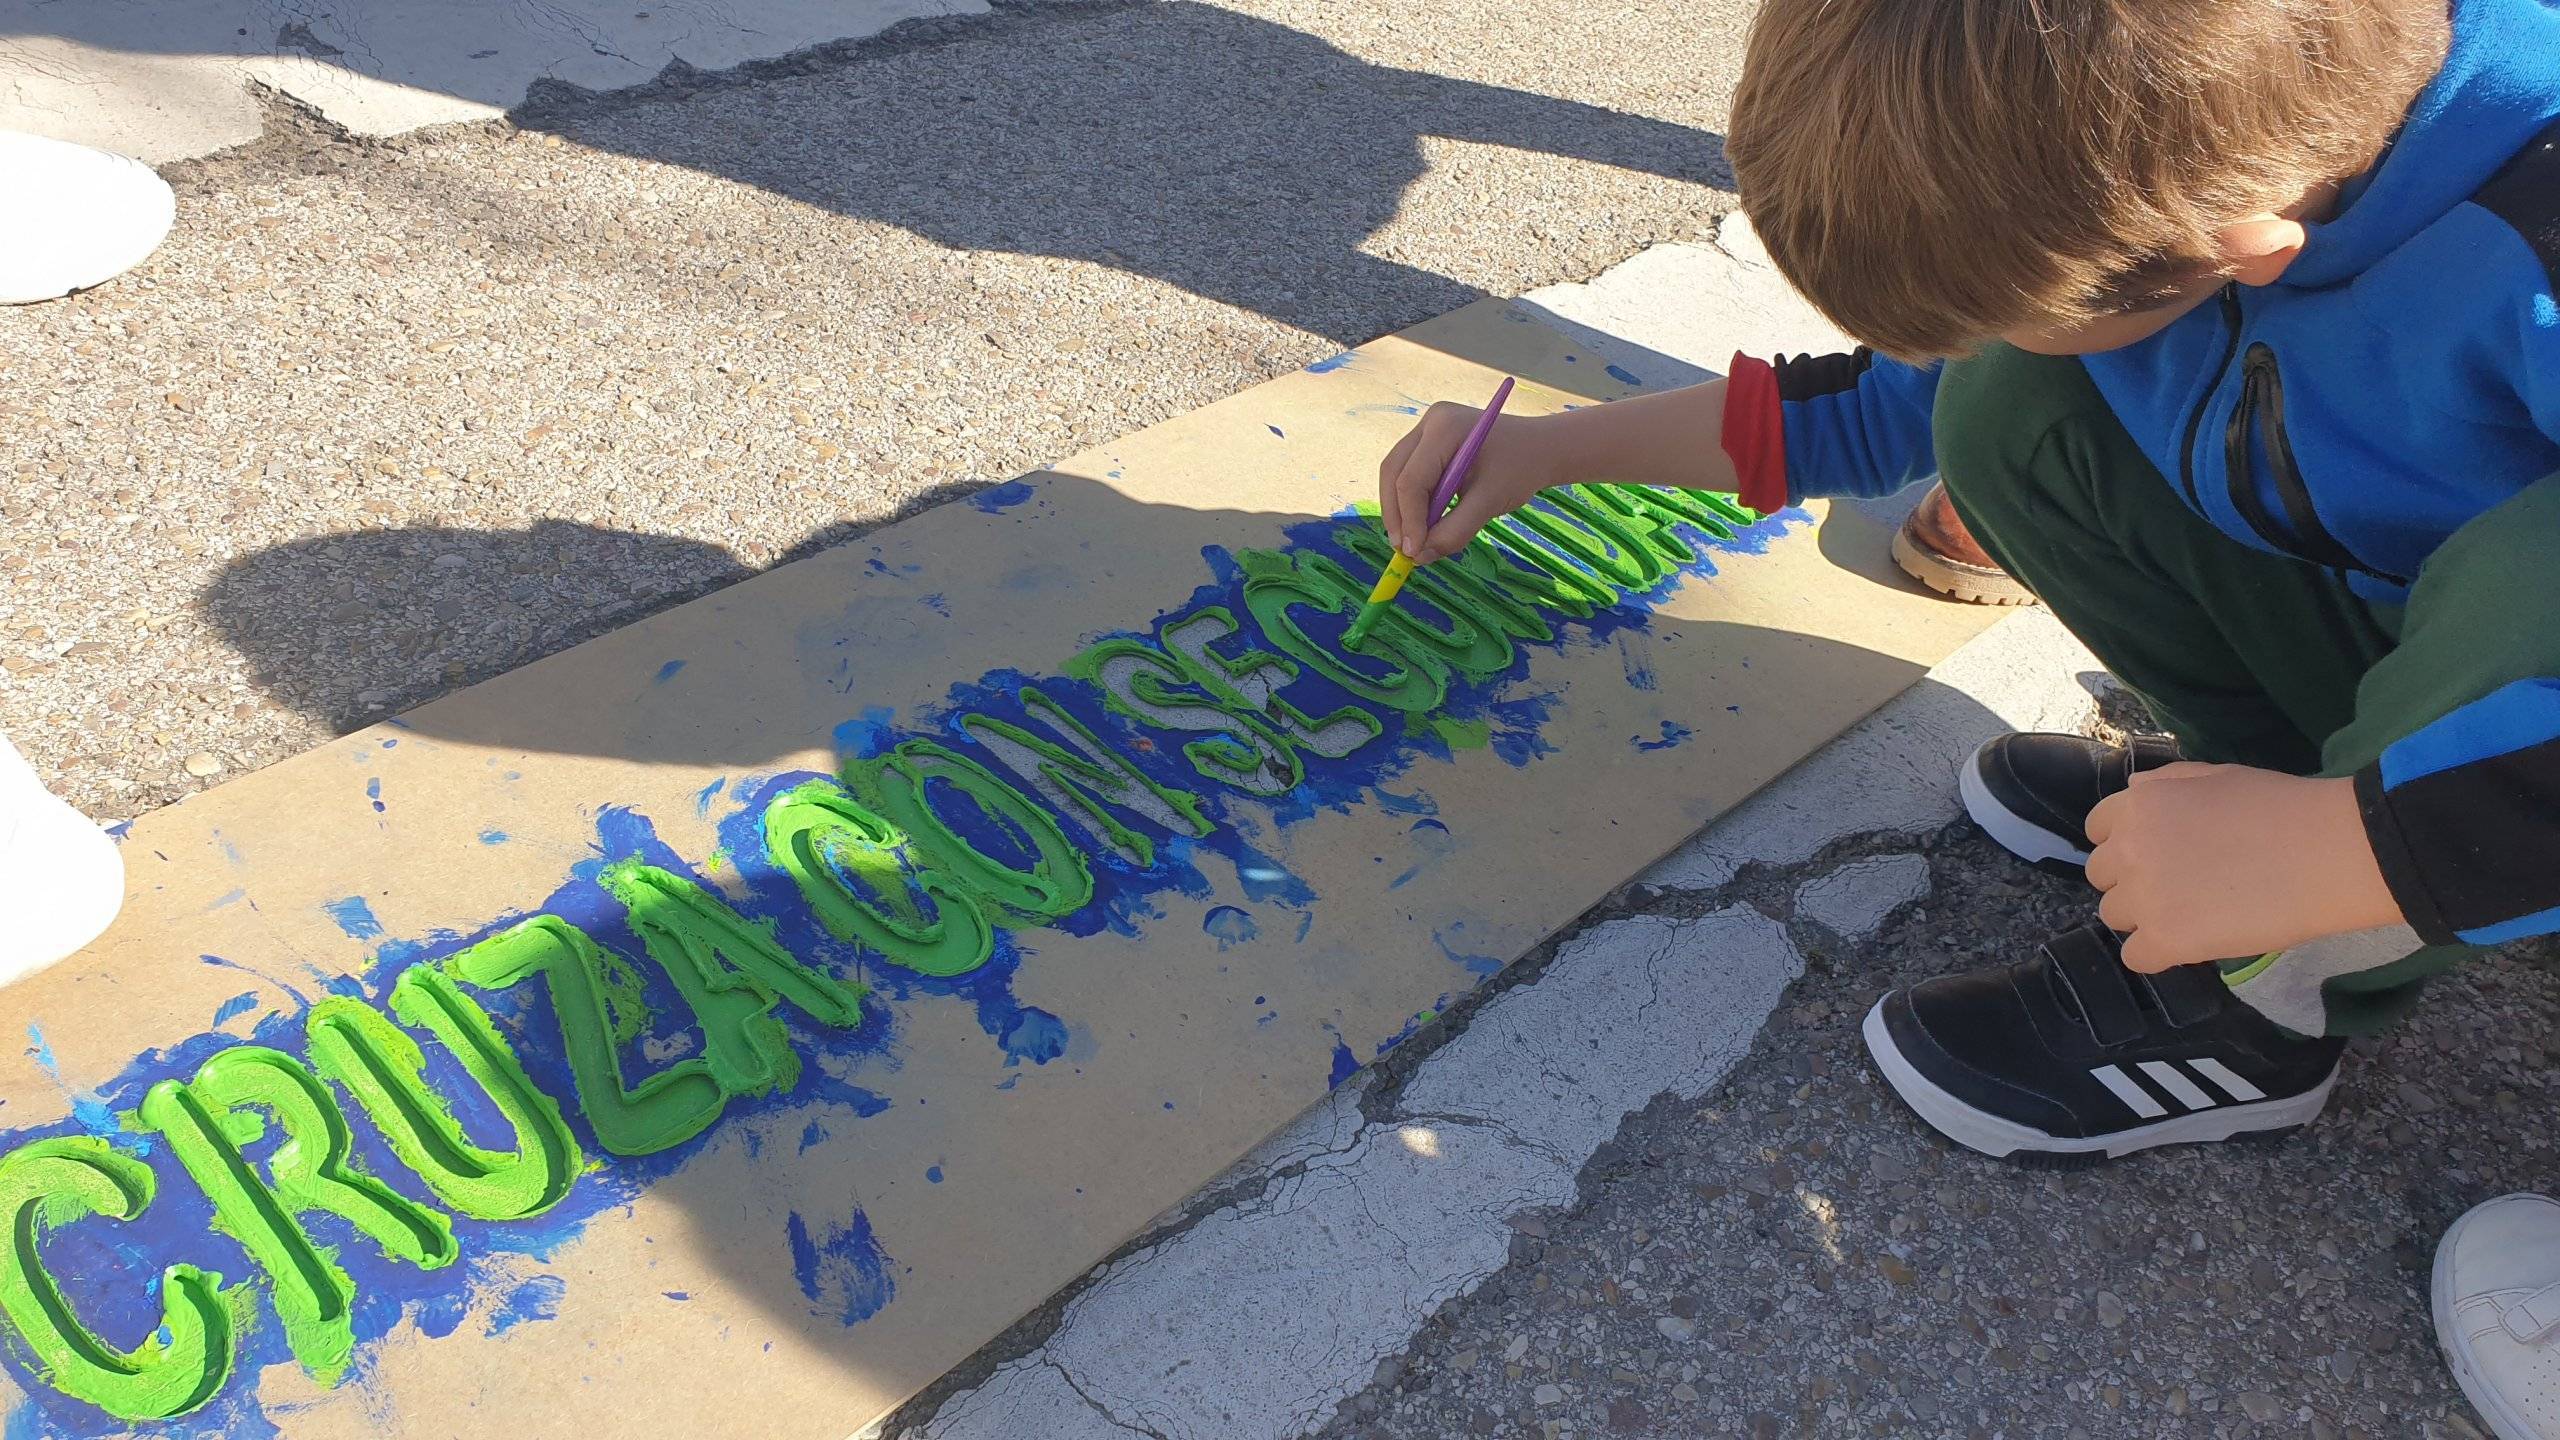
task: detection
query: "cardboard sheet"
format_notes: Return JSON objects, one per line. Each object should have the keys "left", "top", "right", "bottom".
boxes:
{"left": 0, "top": 301, "right": 1998, "bottom": 1437}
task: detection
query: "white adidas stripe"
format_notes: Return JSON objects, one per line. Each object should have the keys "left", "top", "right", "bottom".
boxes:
{"left": 2089, "top": 1064, "right": 2167, "bottom": 1119}
{"left": 2138, "top": 1061, "right": 2215, "bottom": 1112}
{"left": 2189, "top": 1057, "right": 2268, "bottom": 1103}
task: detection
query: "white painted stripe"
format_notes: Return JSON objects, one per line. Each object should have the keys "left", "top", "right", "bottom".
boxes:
{"left": 2189, "top": 1057, "right": 2268, "bottom": 1104}
{"left": 2138, "top": 1061, "right": 2216, "bottom": 1112}
{"left": 2089, "top": 1064, "right": 2167, "bottom": 1119}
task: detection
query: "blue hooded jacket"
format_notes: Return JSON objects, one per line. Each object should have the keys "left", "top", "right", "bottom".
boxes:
{"left": 1767, "top": 0, "right": 2560, "bottom": 947}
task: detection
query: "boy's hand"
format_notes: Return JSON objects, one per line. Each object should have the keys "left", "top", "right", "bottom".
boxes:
{"left": 1378, "top": 404, "right": 1565, "bottom": 563}
{"left": 2084, "top": 761, "right": 2405, "bottom": 972}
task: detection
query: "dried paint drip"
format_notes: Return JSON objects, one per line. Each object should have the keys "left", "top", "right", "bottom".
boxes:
{"left": 0, "top": 486, "right": 1784, "bottom": 1431}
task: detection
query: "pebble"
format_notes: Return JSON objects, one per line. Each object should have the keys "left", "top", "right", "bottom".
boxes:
{"left": 2237, "top": 1392, "right": 2284, "bottom": 1423}
{"left": 2094, "top": 1291, "right": 2127, "bottom": 1329}
{"left": 1532, "top": 1384, "right": 1564, "bottom": 1406}
{"left": 182, "top": 751, "right": 223, "bottom": 778}
{"left": 1655, "top": 1316, "right": 1694, "bottom": 1342}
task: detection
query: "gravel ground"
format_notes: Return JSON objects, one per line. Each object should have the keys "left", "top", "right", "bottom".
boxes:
{"left": 0, "top": 0, "right": 1749, "bottom": 821}
{"left": 1307, "top": 798, "right": 2556, "bottom": 1440}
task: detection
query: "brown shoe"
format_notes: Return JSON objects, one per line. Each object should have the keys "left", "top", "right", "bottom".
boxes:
{"left": 1892, "top": 482, "right": 2037, "bottom": 606}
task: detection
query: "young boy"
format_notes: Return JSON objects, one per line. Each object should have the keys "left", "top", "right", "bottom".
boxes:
{"left": 1377, "top": 0, "right": 2560, "bottom": 1430}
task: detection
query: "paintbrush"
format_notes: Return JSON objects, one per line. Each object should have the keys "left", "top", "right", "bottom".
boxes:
{"left": 1345, "top": 376, "right": 1515, "bottom": 651}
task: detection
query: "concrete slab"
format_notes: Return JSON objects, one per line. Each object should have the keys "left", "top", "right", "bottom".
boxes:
{"left": 0, "top": 0, "right": 982, "bottom": 159}
{"left": 1792, "top": 852, "right": 1933, "bottom": 942}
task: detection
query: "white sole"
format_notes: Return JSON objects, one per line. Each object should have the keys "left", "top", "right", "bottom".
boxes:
{"left": 2434, "top": 1202, "right": 2555, "bottom": 1440}
{"left": 1860, "top": 1001, "right": 2336, "bottom": 1160}
{"left": 1891, "top": 525, "right": 2037, "bottom": 606}
{"left": 1958, "top": 744, "right": 2093, "bottom": 870}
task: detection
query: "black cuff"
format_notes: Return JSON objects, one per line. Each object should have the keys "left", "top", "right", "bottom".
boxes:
{"left": 2354, "top": 763, "right": 2458, "bottom": 947}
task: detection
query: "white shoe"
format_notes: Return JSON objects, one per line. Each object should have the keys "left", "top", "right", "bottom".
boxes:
{"left": 0, "top": 734, "right": 124, "bottom": 983}
{"left": 2437, "top": 1193, "right": 2560, "bottom": 1439}
{"left": 0, "top": 130, "right": 175, "bottom": 305}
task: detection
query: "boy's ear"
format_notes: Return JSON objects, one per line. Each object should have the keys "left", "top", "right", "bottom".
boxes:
{"left": 2217, "top": 216, "right": 2309, "bottom": 287}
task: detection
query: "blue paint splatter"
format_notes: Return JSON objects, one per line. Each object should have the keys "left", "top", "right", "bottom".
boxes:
{"left": 211, "top": 991, "right": 261, "bottom": 1027}
{"left": 786, "top": 1209, "right": 897, "bottom": 1326}
{"left": 918, "top": 593, "right": 952, "bottom": 617}
{"left": 24, "top": 1026, "right": 120, "bottom": 1145}
{"left": 1635, "top": 721, "right": 1693, "bottom": 752}
{"left": 968, "top": 480, "right": 1037, "bottom": 513}
{"left": 924, "top": 1165, "right": 943, "bottom": 1184}
{"left": 833, "top": 705, "right": 897, "bottom": 761}
{"left": 1305, "top": 350, "right": 1358, "bottom": 374}
{"left": 693, "top": 776, "right": 727, "bottom": 816}
{"left": 365, "top": 777, "right": 385, "bottom": 814}
{"left": 478, "top": 830, "right": 510, "bottom": 846}
{"left": 1327, "top": 1037, "right": 1360, "bottom": 1089}
{"left": 1266, "top": 424, "right": 1286, "bottom": 439}
{"left": 1605, "top": 363, "right": 1641, "bottom": 385}
{"left": 322, "top": 895, "right": 383, "bottom": 940}
{"left": 1201, "top": 905, "right": 1258, "bottom": 950}
{"left": 380, "top": 738, "right": 398, "bottom": 749}
{"left": 1388, "top": 818, "right": 1456, "bottom": 889}
{"left": 653, "top": 659, "right": 687, "bottom": 684}
{"left": 663, "top": 1291, "right": 689, "bottom": 1301}
{"left": 485, "top": 1275, "right": 566, "bottom": 1337}
{"left": 205, "top": 887, "right": 247, "bottom": 911}
{"left": 799, "top": 1119, "right": 830, "bottom": 1153}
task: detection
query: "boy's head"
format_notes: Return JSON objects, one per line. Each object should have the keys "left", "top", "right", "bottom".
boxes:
{"left": 1727, "top": 0, "right": 2449, "bottom": 361}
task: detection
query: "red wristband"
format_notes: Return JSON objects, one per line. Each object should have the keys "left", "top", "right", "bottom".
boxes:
{"left": 1720, "top": 352, "right": 1789, "bottom": 516}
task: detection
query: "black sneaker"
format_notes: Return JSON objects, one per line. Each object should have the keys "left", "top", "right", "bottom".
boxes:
{"left": 1861, "top": 923, "right": 2344, "bottom": 1167}
{"left": 1960, "top": 732, "right": 2181, "bottom": 873}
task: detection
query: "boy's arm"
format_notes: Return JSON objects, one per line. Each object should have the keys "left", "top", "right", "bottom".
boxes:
{"left": 1380, "top": 347, "right": 1945, "bottom": 562}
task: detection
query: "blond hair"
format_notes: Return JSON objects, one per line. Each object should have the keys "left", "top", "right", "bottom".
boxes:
{"left": 1727, "top": 0, "right": 2449, "bottom": 360}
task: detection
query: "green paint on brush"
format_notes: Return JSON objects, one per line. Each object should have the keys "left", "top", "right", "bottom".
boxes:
{"left": 0, "top": 1137, "right": 236, "bottom": 1419}
{"left": 305, "top": 965, "right": 583, "bottom": 1222}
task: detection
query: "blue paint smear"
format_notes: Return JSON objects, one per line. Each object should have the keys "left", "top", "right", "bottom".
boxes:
{"left": 0, "top": 493, "right": 1804, "bottom": 1438}
{"left": 799, "top": 1119, "right": 830, "bottom": 1154}
{"left": 787, "top": 1209, "right": 896, "bottom": 1326}
{"left": 1305, "top": 350, "right": 1358, "bottom": 374}
{"left": 322, "top": 895, "right": 383, "bottom": 941}
{"left": 1433, "top": 925, "right": 1505, "bottom": 977}
{"left": 924, "top": 1165, "right": 943, "bottom": 1184}
{"left": 1605, "top": 363, "right": 1642, "bottom": 385}
{"left": 485, "top": 1275, "right": 565, "bottom": 1337}
{"left": 918, "top": 593, "right": 952, "bottom": 617}
{"left": 479, "top": 830, "right": 510, "bottom": 846}
{"left": 1327, "top": 1037, "right": 1360, "bottom": 1089}
{"left": 1635, "top": 721, "right": 1694, "bottom": 752}
{"left": 1618, "top": 633, "right": 1658, "bottom": 691}
{"left": 693, "top": 776, "right": 727, "bottom": 816}
{"left": 1201, "top": 906, "right": 1258, "bottom": 950}
{"left": 1266, "top": 424, "right": 1286, "bottom": 439}
{"left": 380, "top": 738, "right": 398, "bottom": 750}
{"left": 210, "top": 991, "right": 261, "bottom": 1027}
{"left": 365, "top": 777, "right": 385, "bottom": 814}
{"left": 968, "top": 480, "right": 1037, "bottom": 514}
{"left": 205, "top": 887, "right": 247, "bottom": 911}
{"left": 663, "top": 1291, "right": 689, "bottom": 1301}
{"left": 1388, "top": 818, "right": 1456, "bottom": 889}
{"left": 24, "top": 1027, "right": 120, "bottom": 1145}
{"left": 653, "top": 659, "right": 687, "bottom": 684}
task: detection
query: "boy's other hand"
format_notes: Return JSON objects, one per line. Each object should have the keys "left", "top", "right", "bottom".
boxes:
{"left": 1378, "top": 403, "right": 1563, "bottom": 564}
{"left": 2084, "top": 762, "right": 2405, "bottom": 972}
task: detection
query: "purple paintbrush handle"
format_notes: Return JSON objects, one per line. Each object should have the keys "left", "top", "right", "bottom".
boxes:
{"left": 1428, "top": 376, "right": 1516, "bottom": 522}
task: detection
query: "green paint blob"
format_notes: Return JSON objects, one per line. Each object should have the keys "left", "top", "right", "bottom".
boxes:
{"left": 604, "top": 861, "right": 868, "bottom": 1100}
{"left": 1238, "top": 548, "right": 1448, "bottom": 715}
{"left": 305, "top": 965, "right": 583, "bottom": 1222}
{"left": 1159, "top": 608, "right": 1381, "bottom": 764}
{"left": 1066, "top": 637, "right": 1304, "bottom": 795}
{"left": 856, "top": 741, "right": 1095, "bottom": 923}
{"left": 140, "top": 1045, "right": 461, "bottom": 1386}
{"left": 1589, "top": 483, "right": 1751, "bottom": 562}
{"left": 764, "top": 778, "right": 998, "bottom": 977}
{"left": 0, "top": 1137, "right": 235, "bottom": 1420}
{"left": 1430, "top": 715, "right": 1493, "bottom": 750}
{"left": 1510, "top": 486, "right": 1672, "bottom": 590}
{"left": 1479, "top": 513, "right": 1620, "bottom": 614}
{"left": 1341, "top": 510, "right": 1556, "bottom": 645}
{"left": 959, "top": 687, "right": 1212, "bottom": 868}
{"left": 444, "top": 915, "right": 730, "bottom": 1157}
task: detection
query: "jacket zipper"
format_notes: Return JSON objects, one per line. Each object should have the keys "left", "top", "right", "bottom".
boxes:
{"left": 2227, "top": 343, "right": 2403, "bottom": 582}
{"left": 2178, "top": 286, "right": 2245, "bottom": 513}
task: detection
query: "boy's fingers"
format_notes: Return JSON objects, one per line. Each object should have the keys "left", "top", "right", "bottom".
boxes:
{"left": 1377, "top": 428, "right": 1424, "bottom": 552}
{"left": 2084, "top": 840, "right": 2123, "bottom": 892}
{"left": 1417, "top": 488, "right": 1501, "bottom": 564}
{"left": 2084, "top": 789, "right": 2126, "bottom": 846}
